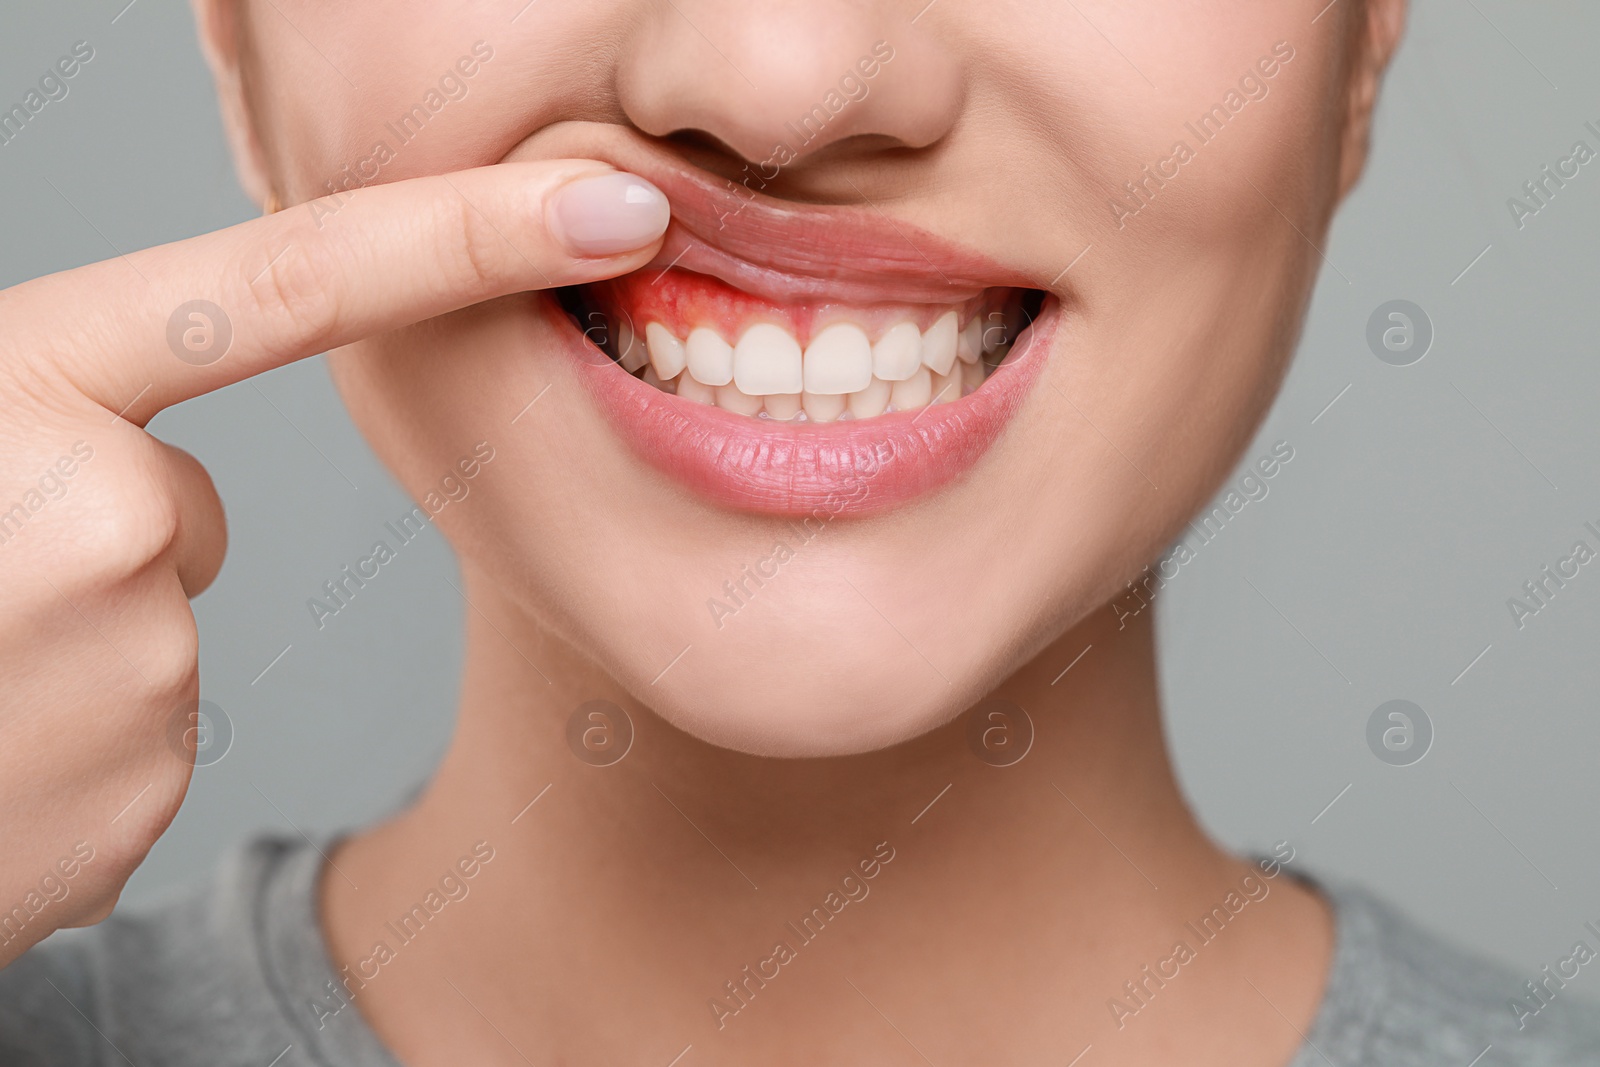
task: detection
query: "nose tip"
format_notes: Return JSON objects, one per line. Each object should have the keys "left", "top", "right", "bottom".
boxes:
{"left": 617, "top": 4, "right": 963, "bottom": 167}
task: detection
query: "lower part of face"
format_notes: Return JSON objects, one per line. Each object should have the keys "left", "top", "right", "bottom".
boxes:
{"left": 252, "top": 0, "right": 1354, "bottom": 755}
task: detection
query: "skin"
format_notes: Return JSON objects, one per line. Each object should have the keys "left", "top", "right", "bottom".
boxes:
{"left": 0, "top": 0, "right": 1407, "bottom": 1063}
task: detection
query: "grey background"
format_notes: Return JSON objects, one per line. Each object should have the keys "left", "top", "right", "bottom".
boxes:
{"left": 4, "top": 0, "right": 1598, "bottom": 995}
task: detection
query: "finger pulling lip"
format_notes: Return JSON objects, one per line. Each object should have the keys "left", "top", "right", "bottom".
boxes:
{"left": 563, "top": 295, "right": 1058, "bottom": 517}
{"left": 581, "top": 143, "right": 1039, "bottom": 305}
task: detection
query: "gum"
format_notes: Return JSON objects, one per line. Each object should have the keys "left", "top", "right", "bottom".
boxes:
{"left": 588, "top": 268, "right": 1003, "bottom": 346}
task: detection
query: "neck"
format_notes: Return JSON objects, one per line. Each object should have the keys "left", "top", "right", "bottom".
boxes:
{"left": 323, "top": 562, "right": 1331, "bottom": 1066}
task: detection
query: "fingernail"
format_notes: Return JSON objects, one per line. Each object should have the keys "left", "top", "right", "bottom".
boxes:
{"left": 550, "top": 172, "right": 670, "bottom": 256}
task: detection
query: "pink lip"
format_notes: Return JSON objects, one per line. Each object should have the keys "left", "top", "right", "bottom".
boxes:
{"left": 544, "top": 147, "right": 1058, "bottom": 516}
{"left": 618, "top": 154, "right": 1041, "bottom": 306}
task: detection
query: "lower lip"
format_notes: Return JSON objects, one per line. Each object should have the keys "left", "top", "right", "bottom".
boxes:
{"left": 562, "top": 298, "right": 1057, "bottom": 517}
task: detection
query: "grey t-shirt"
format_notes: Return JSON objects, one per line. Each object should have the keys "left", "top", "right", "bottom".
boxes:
{"left": 1, "top": 836, "right": 1597, "bottom": 1064}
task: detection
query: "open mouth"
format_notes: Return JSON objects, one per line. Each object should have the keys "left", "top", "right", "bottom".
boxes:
{"left": 559, "top": 272, "right": 1045, "bottom": 423}
{"left": 518, "top": 138, "right": 1063, "bottom": 516}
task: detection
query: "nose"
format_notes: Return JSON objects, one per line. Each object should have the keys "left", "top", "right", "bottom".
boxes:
{"left": 616, "top": 1, "right": 963, "bottom": 167}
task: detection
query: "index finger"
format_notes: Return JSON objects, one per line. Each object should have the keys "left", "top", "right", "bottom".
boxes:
{"left": 5, "top": 160, "right": 670, "bottom": 420}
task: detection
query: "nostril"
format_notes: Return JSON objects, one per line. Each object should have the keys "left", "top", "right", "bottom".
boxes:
{"left": 656, "top": 127, "right": 767, "bottom": 180}
{"left": 661, "top": 128, "right": 738, "bottom": 157}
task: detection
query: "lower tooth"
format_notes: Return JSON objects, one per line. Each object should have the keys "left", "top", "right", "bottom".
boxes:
{"left": 676, "top": 373, "right": 716, "bottom": 406}
{"left": 890, "top": 367, "right": 932, "bottom": 411}
{"left": 716, "top": 383, "right": 764, "bottom": 416}
{"left": 930, "top": 368, "right": 961, "bottom": 405}
{"left": 848, "top": 378, "right": 892, "bottom": 419}
{"left": 802, "top": 392, "right": 846, "bottom": 423}
{"left": 962, "top": 360, "right": 984, "bottom": 396}
{"left": 764, "top": 393, "right": 802, "bottom": 421}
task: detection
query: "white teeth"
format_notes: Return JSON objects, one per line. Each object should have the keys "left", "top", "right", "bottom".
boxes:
{"left": 803, "top": 391, "right": 847, "bottom": 423}
{"left": 890, "top": 366, "right": 933, "bottom": 411}
{"left": 848, "top": 377, "right": 892, "bottom": 419}
{"left": 617, "top": 319, "right": 648, "bottom": 373}
{"left": 764, "top": 392, "right": 802, "bottom": 421}
{"left": 872, "top": 321, "right": 922, "bottom": 381}
{"left": 676, "top": 372, "right": 716, "bottom": 406}
{"left": 646, "top": 322, "right": 686, "bottom": 380}
{"left": 958, "top": 318, "right": 983, "bottom": 365}
{"left": 803, "top": 322, "right": 873, "bottom": 395}
{"left": 637, "top": 302, "right": 1008, "bottom": 419}
{"left": 922, "top": 311, "right": 959, "bottom": 375}
{"left": 962, "top": 360, "right": 984, "bottom": 396}
{"left": 716, "top": 382, "right": 764, "bottom": 416}
{"left": 686, "top": 327, "right": 734, "bottom": 387}
{"left": 733, "top": 323, "right": 803, "bottom": 395}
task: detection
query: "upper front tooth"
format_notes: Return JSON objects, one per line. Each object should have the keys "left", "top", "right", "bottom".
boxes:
{"left": 646, "top": 322, "right": 686, "bottom": 379}
{"left": 958, "top": 318, "right": 983, "bottom": 365}
{"left": 872, "top": 321, "right": 922, "bottom": 381}
{"left": 686, "top": 327, "right": 735, "bottom": 386}
{"left": 922, "top": 311, "right": 959, "bottom": 375}
{"left": 803, "top": 323, "right": 873, "bottom": 395}
{"left": 733, "top": 323, "right": 803, "bottom": 395}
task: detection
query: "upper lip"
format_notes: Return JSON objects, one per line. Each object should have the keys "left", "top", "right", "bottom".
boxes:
{"left": 512, "top": 132, "right": 1037, "bottom": 306}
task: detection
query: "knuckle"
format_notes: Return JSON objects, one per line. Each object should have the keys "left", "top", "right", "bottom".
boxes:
{"left": 242, "top": 239, "right": 344, "bottom": 356}
{"left": 443, "top": 194, "right": 513, "bottom": 294}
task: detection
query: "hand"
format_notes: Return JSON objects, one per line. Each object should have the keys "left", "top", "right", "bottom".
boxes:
{"left": 0, "top": 161, "right": 668, "bottom": 966}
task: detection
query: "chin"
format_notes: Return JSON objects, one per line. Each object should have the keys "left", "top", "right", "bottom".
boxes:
{"left": 637, "top": 634, "right": 984, "bottom": 758}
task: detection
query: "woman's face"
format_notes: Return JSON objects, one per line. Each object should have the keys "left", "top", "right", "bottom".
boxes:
{"left": 215, "top": 0, "right": 1393, "bottom": 755}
